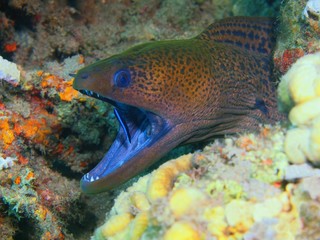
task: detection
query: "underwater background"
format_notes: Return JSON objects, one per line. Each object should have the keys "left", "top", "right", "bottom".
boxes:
{"left": 0, "top": 0, "right": 320, "bottom": 239}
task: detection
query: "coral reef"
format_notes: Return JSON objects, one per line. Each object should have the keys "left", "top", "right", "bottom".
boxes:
{"left": 274, "top": 0, "right": 320, "bottom": 74}
{"left": 0, "top": 55, "right": 115, "bottom": 239}
{"left": 92, "top": 125, "right": 320, "bottom": 239}
{"left": 232, "top": 0, "right": 280, "bottom": 16}
{"left": 1, "top": 167, "right": 65, "bottom": 238}
{"left": 0, "top": 0, "right": 281, "bottom": 69}
{"left": 0, "top": 154, "right": 17, "bottom": 170}
{"left": 0, "top": 9, "right": 16, "bottom": 57}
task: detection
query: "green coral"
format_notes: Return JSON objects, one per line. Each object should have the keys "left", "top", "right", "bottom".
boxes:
{"left": 156, "top": 0, "right": 196, "bottom": 28}
{"left": 277, "top": 0, "right": 306, "bottom": 51}
{"left": 276, "top": 0, "right": 320, "bottom": 58}
{"left": 57, "top": 98, "right": 115, "bottom": 145}
{"left": 232, "top": 0, "right": 281, "bottom": 17}
{"left": 206, "top": 180, "right": 244, "bottom": 202}
{"left": 1, "top": 167, "right": 37, "bottom": 220}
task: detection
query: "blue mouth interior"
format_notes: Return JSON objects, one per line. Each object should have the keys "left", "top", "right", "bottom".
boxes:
{"left": 78, "top": 90, "right": 169, "bottom": 183}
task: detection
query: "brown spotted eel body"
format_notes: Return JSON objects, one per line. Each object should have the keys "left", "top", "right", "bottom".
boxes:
{"left": 73, "top": 17, "right": 285, "bottom": 193}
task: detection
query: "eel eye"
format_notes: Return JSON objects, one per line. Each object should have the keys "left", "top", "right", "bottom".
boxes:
{"left": 114, "top": 69, "right": 131, "bottom": 88}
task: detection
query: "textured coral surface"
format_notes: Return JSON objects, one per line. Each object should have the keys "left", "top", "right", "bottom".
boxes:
{"left": 93, "top": 126, "right": 320, "bottom": 240}
{"left": 0, "top": 55, "right": 115, "bottom": 239}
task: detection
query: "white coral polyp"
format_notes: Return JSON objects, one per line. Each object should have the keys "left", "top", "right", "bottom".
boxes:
{"left": 0, "top": 56, "right": 20, "bottom": 85}
{"left": 303, "top": 0, "right": 320, "bottom": 18}
{"left": 0, "top": 156, "right": 17, "bottom": 170}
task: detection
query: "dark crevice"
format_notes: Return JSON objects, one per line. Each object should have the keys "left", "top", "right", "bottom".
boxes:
{"left": 51, "top": 159, "right": 83, "bottom": 179}
{"left": 13, "top": 217, "right": 36, "bottom": 240}
{"left": 0, "top": 1, "right": 35, "bottom": 31}
{"left": 65, "top": 201, "right": 98, "bottom": 238}
{"left": 52, "top": 49, "right": 78, "bottom": 63}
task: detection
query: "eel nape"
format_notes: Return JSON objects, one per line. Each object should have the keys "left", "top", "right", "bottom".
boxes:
{"left": 73, "top": 17, "right": 285, "bottom": 194}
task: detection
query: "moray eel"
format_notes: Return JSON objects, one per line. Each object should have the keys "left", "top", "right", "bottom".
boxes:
{"left": 73, "top": 17, "right": 284, "bottom": 194}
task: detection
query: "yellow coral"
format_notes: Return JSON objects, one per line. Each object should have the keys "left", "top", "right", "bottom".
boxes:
{"left": 147, "top": 154, "right": 192, "bottom": 201}
{"left": 284, "top": 128, "right": 310, "bottom": 164}
{"left": 225, "top": 200, "right": 253, "bottom": 231}
{"left": 112, "top": 177, "right": 149, "bottom": 214}
{"left": 252, "top": 197, "right": 283, "bottom": 221}
{"left": 311, "top": 116, "right": 320, "bottom": 161}
{"left": 35, "top": 205, "right": 48, "bottom": 221}
{"left": 169, "top": 187, "right": 207, "bottom": 218}
{"left": 279, "top": 52, "right": 320, "bottom": 105}
{"left": 130, "top": 192, "right": 150, "bottom": 211}
{"left": 128, "top": 212, "right": 149, "bottom": 240}
{"left": 279, "top": 52, "right": 320, "bottom": 165}
{"left": 94, "top": 213, "right": 133, "bottom": 239}
{"left": 205, "top": 207, "right": 228, "bottom": 239}
{"left": 275, "top": 185, "right": 302, "bottom": 240}
{"left": 164, "top": 221, "right": 201, "bottom": 240}
{"left": 289, "top": 98, "right": 320, "bottom": 125}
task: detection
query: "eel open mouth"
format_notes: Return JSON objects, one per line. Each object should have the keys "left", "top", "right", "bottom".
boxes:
{"left": 78, "top": 90, "right": 170, "bottom": 187}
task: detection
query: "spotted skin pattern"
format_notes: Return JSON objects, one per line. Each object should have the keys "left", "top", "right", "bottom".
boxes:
{"left": 73, "top": 17, "right": 285, "bottom": 193}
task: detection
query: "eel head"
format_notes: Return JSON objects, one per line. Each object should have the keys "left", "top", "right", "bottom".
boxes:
{"left": 73, "top": 41, "right": 197, "bottom": 193}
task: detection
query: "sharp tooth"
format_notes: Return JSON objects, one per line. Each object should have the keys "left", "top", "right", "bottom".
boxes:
{"left": 146, "top": 124, "right": 152, "bottom": 137}
{"left": 90, "top": 176, "right": 94, "bottom": 182}
{"left": 114, "top": 108, "right": 131, "bottom": 143}
{"left": 90, "top": 91, "right": 93, "bottom": 95}
{"left": 97, "top": 94, "right": 100, "bottom": 98}
{"left": 138, "top": 130, "right": 147, "bottom": 145}
{"left": 95, "top": 176, "right": 99, "bottom": 180}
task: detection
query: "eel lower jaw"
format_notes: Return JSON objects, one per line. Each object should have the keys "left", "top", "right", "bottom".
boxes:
{"left": 78, "top": 90, "right": 170, "bottom": 192}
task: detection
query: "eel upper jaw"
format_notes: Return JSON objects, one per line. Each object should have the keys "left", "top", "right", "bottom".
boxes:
{"left": 78, "top": 90, "right": 171, "bottom": 189}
